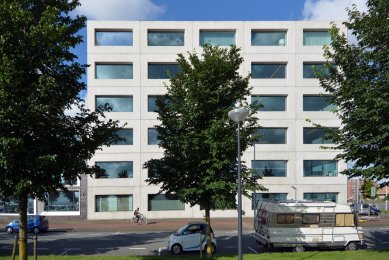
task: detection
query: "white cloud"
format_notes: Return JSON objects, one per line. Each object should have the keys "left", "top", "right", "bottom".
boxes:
{"left": 77, "top": 0, "right": 165, "bottom": 20}
{"left": 303, "top": 0, "right": 367, "bottom": 20}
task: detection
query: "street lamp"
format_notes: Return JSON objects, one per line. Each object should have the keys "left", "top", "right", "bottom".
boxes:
{"left": 228, "top": 107, "right": 250, "bottom": 260}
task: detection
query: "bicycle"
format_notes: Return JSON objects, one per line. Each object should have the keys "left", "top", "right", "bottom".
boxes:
{"left": 131, "top": 214, "right": 147, "bottom": 224}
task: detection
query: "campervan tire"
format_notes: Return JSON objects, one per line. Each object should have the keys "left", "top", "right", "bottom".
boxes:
{"left": 293, "top": 245, "right": 305, "bottom": 252}
{"left": 345, "top": 242, "right": 358, "bottom": 251}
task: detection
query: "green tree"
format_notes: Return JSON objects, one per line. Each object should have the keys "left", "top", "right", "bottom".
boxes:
{"left": 0, "top": 1, "right": 119, "bottom": 259}
{"left": 317, "top": 0, "right": 389, "bottom": 183}
{"left": 144, "top": 44, "right": 265, "bottom": 257}
{"left": 362, "top": 179, "right": 376, "bottom": 200}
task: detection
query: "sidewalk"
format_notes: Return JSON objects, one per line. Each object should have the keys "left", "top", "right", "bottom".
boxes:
{"left": 47, "top": 215, "right": 389, "bottom": 232}
{"left": 48, "top": 217, "right": 254, "bottom": 232}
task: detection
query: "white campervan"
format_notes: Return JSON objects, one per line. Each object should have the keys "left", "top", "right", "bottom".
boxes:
{"left": 253, "top": 200, "right": 364, "bottom": 252}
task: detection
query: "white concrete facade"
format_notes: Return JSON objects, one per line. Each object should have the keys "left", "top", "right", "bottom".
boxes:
{"left": 87, "top": 21, "right": 347, "bottom": 220}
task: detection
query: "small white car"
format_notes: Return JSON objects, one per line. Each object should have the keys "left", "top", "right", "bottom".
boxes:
{"left": 167, "top": 222, "right": 217, "bottom": 254}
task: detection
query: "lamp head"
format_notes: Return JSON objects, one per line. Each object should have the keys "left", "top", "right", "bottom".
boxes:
{"left": 228, "top": 108, "right": 250, "bottom": 123}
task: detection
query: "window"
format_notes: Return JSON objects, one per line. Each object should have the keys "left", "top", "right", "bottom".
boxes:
{"left": 95, "top": 162, "right": 133, "bottom": 179}
{"left": 60, "top": 176, "right": 78, "bottom": 186}
{"left": 255, "top": 128, "right": 287, "bottom": 144}
{"left": 304, "top": 160, "right": 337, "bottom": 177}
{"left": 303, "top": 63, "right": 329, "bottom": 78}
{"left": 302, "top": 214, "right": 320, "bottom": 224}
{"left": 251, "top": 95, "right": 286, "bottom": 111}
{"left": 303, "top": 31, "right": 331, "bottom": 46}
{"left": 0, "top": 198, "right": 34, "bottom": 214}
{"left": 44, "top": 191, "right": 80, "bottom": 212}
{"left": 336, "top": 214, "right": 356, "bottom": 227}
{"left": 199, "top": 30, "right": 235, "bottom": 46}
{"left": 251, "top": 31, "right": 286, "bottom": 46}
{"left": 96, "top": 96, "right": 133, "bottom": 112}
{"left": 277, "top": 214, "right": 294, "bottom": 224}
{"left": 95, "top": 31, "right": 133, "bottom": 46}
{"left": 95, "top": 64, "right": 133, "bottom": 79}
{"left": 304, "top": 192, "right": 338, "bottom": 202}
{"left": 148, "top": 95, "right": 162, "bottom": 112}
{"left": 252, "top": 193, "right": 287, "bottom": 209}
{"left": 252, "top": 160, "right": 287, "bottom": 177}
{"left": 252, "top": 63, "right": 286, "bottom": 78}
{"left": 148, "top": 128, "right": 160, "bottom": 145}
{"left": 303, "top": 128, "right": 334, "bottom": 144}
{"left": 148, "top": 30, "right": 184, "bottom": 46}
{"left": 95, "top": 195, "right": 133, "bottom": 212}
{"left": 148, "top": 63, "right": 181, "bottom": 79}
{"left": 303, "top": 95, "right": 336, "bottom": 111}
{"left": 114, "top": 129, "right": 133, "bottom": 145}
{"left": 148, "top": 194, "right": 185, "bottom": 211}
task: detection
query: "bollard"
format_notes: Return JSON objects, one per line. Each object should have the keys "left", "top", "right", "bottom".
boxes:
{"left": 33, "top": 235, "right": 38, "bottom": 260}
{"left": 12, "top": 234, "right": 18, "bottom": 260}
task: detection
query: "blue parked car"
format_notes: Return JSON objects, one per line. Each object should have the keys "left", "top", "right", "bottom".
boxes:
{"left": 5, "top": 215, "right": 49, "bottom": 234}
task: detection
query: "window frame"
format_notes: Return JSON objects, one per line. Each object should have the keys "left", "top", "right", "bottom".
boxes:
{"left": 251, "top": 30, "right": 287, "bottom": 46}
{"left": 95, "top": 95, "right": 133, "bottom": 112}
{"left": 251, "top": 63, "right": 287, "bottom": 79}
{"left": 147, "top": 29, "right": 185, "bottom": 46}
{"left": 95, "top": 30, "right": 133, "bottom": 46}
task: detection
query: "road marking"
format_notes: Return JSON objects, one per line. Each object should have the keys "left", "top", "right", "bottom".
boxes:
{"left": 225, "top": 230, "right": 238, "bottom": 234}
{"left": 248, "top": 246, "right": 258, "bottom": 253}
{"left": 60, "top": 248, "right": 81, "bottom": 255}
{"left": 129, "top": 247, "right": 147, "bottom": 250}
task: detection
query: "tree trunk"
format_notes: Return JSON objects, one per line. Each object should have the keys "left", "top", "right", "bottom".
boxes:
{"left": 18, "top": 194, "right": 28, "bottom": 260}
{"left": 205, "top": 207, "right": 212, "bottom": 258}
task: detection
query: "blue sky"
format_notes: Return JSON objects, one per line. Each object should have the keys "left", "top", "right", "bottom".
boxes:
{"left": 73, "top": 0, "right": 367, "bottom": 98}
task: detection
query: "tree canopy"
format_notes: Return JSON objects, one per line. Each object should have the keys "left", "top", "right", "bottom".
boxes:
{"left": 0, "top": 1, "right": 119, "bottom": 258}
{"left": 317, "top": 0, "right": 389, "bottom": 184}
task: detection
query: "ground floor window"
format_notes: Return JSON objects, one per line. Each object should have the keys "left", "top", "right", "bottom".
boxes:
{"left": 0, "top": 198, "right": 34, "bottom": 214}
{"left": 252, "top": 193, "right": 287, "bottom": 209}
{"left": 44, "top": 191, "right": 80, "bottom": 212}
{"left": 95, "top": 195, "right": 133, "bottom": 212}
{"left": 303, "top": 192, "right": 337, "bottom": 203}
{"left": 148, "top": 194, "right": 185, "bottom": 211}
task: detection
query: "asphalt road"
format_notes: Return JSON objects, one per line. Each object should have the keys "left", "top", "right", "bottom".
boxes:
{"left": 0, "top": 227, "right": 388, "bottom": 256}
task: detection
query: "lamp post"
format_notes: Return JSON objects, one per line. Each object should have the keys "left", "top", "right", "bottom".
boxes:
{"left": 228, "top": 107, "right": 250, "bottom": 260}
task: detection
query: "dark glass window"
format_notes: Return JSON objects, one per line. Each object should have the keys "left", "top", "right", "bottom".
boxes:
{"left": 115, "top": 129, "right": 133, "bottom": 145}
{"left": 303, "top": 63, "right": 329, "bottom": 78}
{"left": 96, "top": 96, "right": 133, "bottom": 112}
{"left": 95, "top": 162, "right": 133, "bottom": 179}
{"left": 199, "top": 31, "right": 235, "bottom": 46}
{"left": 148, "top": 30, "right": 184, "bottom": 46}
{"left": 303, "top": 95, "right": 336, "bottom": 111}
{"left": 95, "top": 64, "right": 133, "bottom": 79}
{"left": 148, "top": 194, "right": 185, "bottom": 211}
{"left": 277, "top": 214, "right": 295, "bottom": 224}
{"left": 252, "top": 63, "right": 286, "bottom": 78}
{"left": 0, "top": 198, "right": 34, "bottom": 214}
{"left": 95, "top": 31, "right": 133, "bottom": 46}
{"left": 148, "top": 128, "right": 160, "bottom": 145}
{"left": 251, "top": 95, "right": 286, "bottom": 111}
{"left": 303, "top": 128, "right": 334, "bottom": 144}
{"left": 95, "top": 195, "right": 133, "bottom": 212}
{"left": 44, "top": 191, "right": 80, "bottom": 212}
{"left": 302, "top": 214, "right": 320, "bottom": 224}
{"left": 255, "top": 128, "right": 287, "bottom": 144}
{"left": 304, "top": 192, "right": 338, "bottom": 202}
{"left": 148, "top": 63, "right": 181, "bottom": 79}
{"left": 303, "top": 160, "right": 337, "bottom": 177}
{"left": 252, "top": 193, "right": 287, "bottom": 209}
{"left": 148, "top": 95, "right": 162, "bottom": 112}
{"left": 303, "top": 31, "right": 331, "bottom": 46}
{"left": 251, "top": 31, "right": 286, "bottom": 46}
{"left": 252, "top": 160, "right": 287, "bottom": 177}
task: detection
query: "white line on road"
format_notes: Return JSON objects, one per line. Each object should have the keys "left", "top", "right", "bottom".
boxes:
{"left": 60, "top": 248, "right": 81, "bottom": 255}
{"left": 225, "top": 230, "right": 238, "bottom": 233}
{"left": 129, "top": 247, "right": 147, "bottom": 250}
{"left": 248, "top": 246, "right": 258, "bottom": 253}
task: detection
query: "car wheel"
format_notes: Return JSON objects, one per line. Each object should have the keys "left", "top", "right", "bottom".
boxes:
{"left": 345, "top": 242, "right": 358, "bottom": 251}
{"left": 171, "top": 243, "right": 183, "bottom": 255}
{"left": 294, "top": 245, "right": 305, "bottom": 252}
{"left": 6, "top": 227, "right": 14, "bottom": 234}
{"left": 32, "top": 227, "right": 40, "bottom": 234}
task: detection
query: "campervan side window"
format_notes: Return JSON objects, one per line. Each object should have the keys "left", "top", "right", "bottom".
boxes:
{"left": 336, "top": 213, "right": 355, "bottom": 227}
{"left": 261, "top": 211, "right": 268, "bottom": 224}
{"left": 302, "top": 214, "right": 320, "bottom": 224}
{"left": 277, "top": 214, "right": 294, "bottom": 224}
